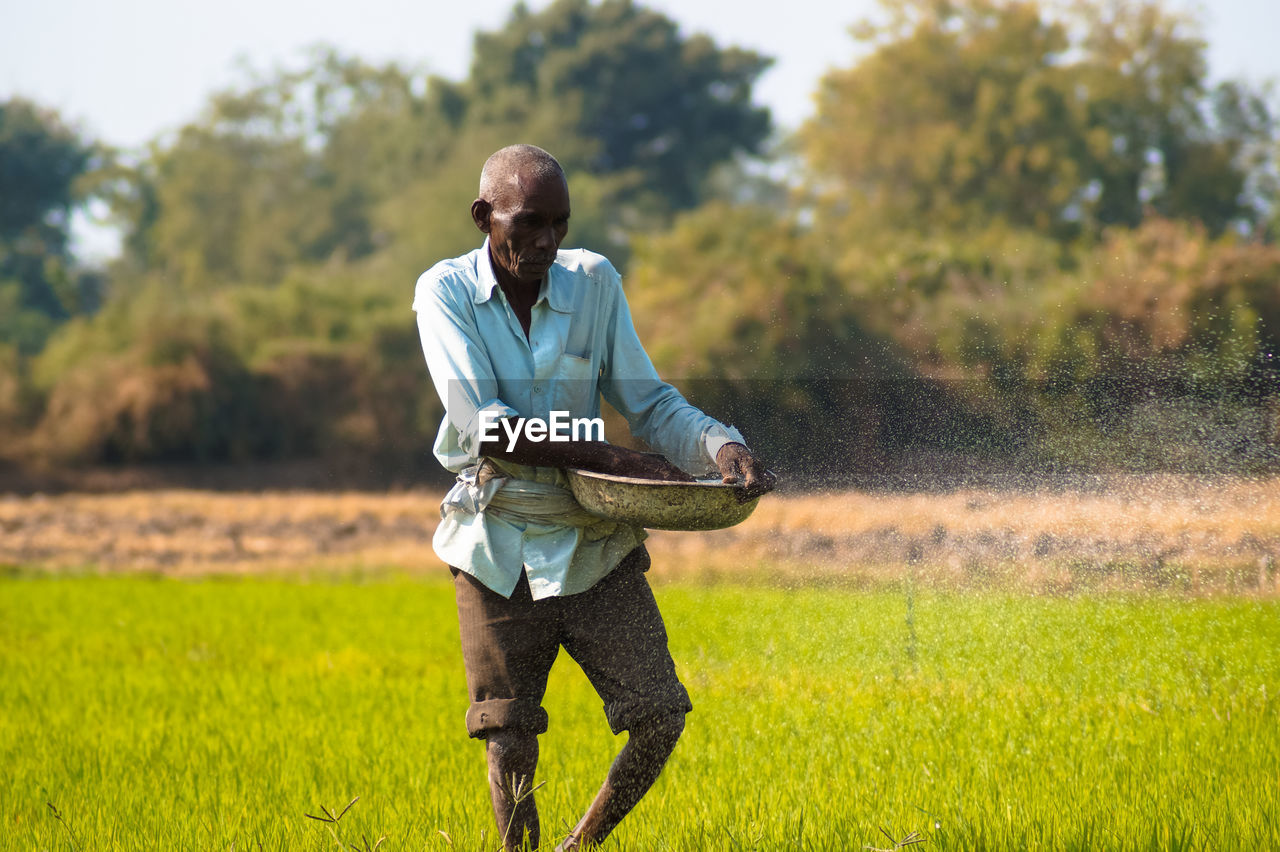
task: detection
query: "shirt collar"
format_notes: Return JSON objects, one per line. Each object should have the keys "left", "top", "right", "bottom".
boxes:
{"left": 474, "top": 238, "right": 573, "bottom": 313}
{"left": 473, "top": 238, "right": 501, "bottom": 304}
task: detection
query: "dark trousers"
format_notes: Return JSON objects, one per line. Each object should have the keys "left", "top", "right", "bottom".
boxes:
{"left": 453, "top": 547, "right": 692, "bottom": 737}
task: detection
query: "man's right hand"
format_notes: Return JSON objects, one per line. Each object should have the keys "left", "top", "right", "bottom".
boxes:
{"left": 610, "top": 450, "right": 696, "bottom": 483}
{"left": 483, "top": 431, "right": 694, "bottom": 482}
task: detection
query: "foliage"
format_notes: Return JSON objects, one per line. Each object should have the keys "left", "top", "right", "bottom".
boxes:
{"left": 628, "top": 204, "right": 872, "bottom": 381}
{"left": 111, "top": 49, "right": 419, "bottom": 291}
{"left": 823, "top": 218, "right": 1280, "bottom": 468}
{"left": 113, "top": 3, "right": 772, "bottom": 289}
{"left": 467, "top": 0, "right": 773, "bottom": 214}
{"left": 624, "top": 203, "right": 945, "bottom": 472}
{"left": 26, "top": 286, "right": 268, "bottom": 463}
{"left": 0, "top": 98, "right": 102, "bottom": 354}
{"left": 5, "top": 0, "right": 1280, "bottom": 474}
{"left": 230, "top": 273, "right": 442, "bottom": 462}
{"left": 801, "top": 0, "right": 1275, "bottom": 239}
{"left": 24, "top": 270, "right": 441, "bottom": 465}
{"left": 792, "top": 0, "right": 1280, "bottom": 469}
{"left": 1025, "top": 219, "right": 1280, "bottom": 469}
{"left": 0, "top": 344, "right": 32, "bottom": 443}
{"left": 12, "top": 1, "right": 774, "bottom": 468}
{"left": 377, "top": 0, "right": 774, "bottom": 270}
{"left": 1036, "top": 218, "right": 1280, "bottom": 401}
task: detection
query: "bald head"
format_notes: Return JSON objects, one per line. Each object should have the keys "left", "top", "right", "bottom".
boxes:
{"left": 478, "top": 144, "right": 566, "bottom": 206}
{"left": 472, "top": 145, "right": 571, "bottom": 287}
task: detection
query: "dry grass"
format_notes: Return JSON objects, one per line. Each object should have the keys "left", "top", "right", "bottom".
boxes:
{"left": 0, "top": 490, "right": 442, "bottom": 575}
{"left": 652, "top": 473, "right": 1280, "bottom": 594}
{"left": 2, "top": 474, "right": 1277, "bottom": 593}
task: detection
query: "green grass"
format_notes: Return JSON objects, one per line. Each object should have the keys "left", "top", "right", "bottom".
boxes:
{"left": 2, "top": 574, "right": 1278, "bottom": 850}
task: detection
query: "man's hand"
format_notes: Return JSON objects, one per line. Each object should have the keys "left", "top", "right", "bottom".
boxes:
{"left": 715, "top": 443, "right": 777, "bottom": 499}
{"left": 485, "top": 431, "right": 695, "bottom": 482}
{"left": 615, "top": 451, "right": 697, "bottom": 483}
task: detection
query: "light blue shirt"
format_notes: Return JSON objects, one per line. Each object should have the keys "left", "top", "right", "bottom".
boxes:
{"left": 413, "top": 239, "right": 745, "bottom": 599}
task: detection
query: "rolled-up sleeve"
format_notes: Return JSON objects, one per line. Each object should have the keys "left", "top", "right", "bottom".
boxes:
{"left": 414, "top": 274, "right": 519, "bottom": 463}
{"left": 598, "top": 268, "right": 745, "bottom": 475}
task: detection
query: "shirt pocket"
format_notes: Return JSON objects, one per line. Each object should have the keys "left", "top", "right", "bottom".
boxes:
{"left": 552, "top": 353, "right": 599, "bottom": 417}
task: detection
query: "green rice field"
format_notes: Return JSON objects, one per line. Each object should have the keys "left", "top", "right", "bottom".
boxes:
{"left": 2, "top": 574, "right": 1278, "bottom": 850}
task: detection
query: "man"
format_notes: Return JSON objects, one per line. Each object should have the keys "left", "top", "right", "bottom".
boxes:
{"left": 414, "top": 144, "right": 774, "bottom": 850}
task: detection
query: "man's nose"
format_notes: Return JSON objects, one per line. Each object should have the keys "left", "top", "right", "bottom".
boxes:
{"left": 534, "top": 226, "right": 557, "bottom": 250}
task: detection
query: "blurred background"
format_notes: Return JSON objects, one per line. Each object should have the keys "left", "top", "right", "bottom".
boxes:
{"left": 2, "top": 0, "right": 1279, "bottom": 490}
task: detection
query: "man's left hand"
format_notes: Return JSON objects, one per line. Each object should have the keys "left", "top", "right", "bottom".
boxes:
{"left": 715, "top": 443, "right": 778, "bottom": 500}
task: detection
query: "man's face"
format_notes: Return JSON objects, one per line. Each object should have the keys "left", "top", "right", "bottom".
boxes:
{"left": 475, "top": 173, "right": 571, "bottom": 287}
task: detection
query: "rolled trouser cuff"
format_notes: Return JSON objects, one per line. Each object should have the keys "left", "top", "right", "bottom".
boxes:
{"left": 603, "top": 682, "right": 693, "bottom": 736}
{"left": 466, "top": 698, "right": 550, "bottom": 739}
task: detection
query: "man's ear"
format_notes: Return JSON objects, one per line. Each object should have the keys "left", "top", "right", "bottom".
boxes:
{"left": 471, "top": 199, "right": 492, "bottom": 234}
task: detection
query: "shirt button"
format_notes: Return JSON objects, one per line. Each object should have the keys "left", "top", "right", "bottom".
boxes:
{"left": 533, "top": 385, "right": 543, "bottom": 393}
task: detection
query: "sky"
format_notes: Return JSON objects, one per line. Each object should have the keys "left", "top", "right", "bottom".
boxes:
{"left": 4, "top": 0, "right": 1280, "bottom": 153}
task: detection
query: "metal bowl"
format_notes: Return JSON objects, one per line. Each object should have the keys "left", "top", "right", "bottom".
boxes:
{"left": 565, "top": 468, "right": 762, "bottom": 531}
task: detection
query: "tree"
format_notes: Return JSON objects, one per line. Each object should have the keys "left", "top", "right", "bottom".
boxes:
{"left": 21, "top": 1, "right": 779, "bottom": 469}
{"left": 113, "top": 48, "right": 423, "bottom": 291}
{"left": 623, "top": 203, "right": 936, "bottom": 476}
{"left": 0, "top": 98, "right": 100, "bottom": 354}
{"left": 114, "top": 3, "right": 774, "bottom": 291}
{"left": 378, "top": 0, "right": 776, "bottom": 270}
{"left": 1037, "top": 218, "right": 1280, "bottom": 402}
{"left": 467, "top": 0, "right": 772, "bottom": 216}
{"left": 801, "top": 0, "right": 1275, "bottom": 240}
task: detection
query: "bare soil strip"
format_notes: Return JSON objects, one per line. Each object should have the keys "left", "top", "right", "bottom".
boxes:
{"left": 2, "top": 475, "right": 1277, "bottom": 593}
